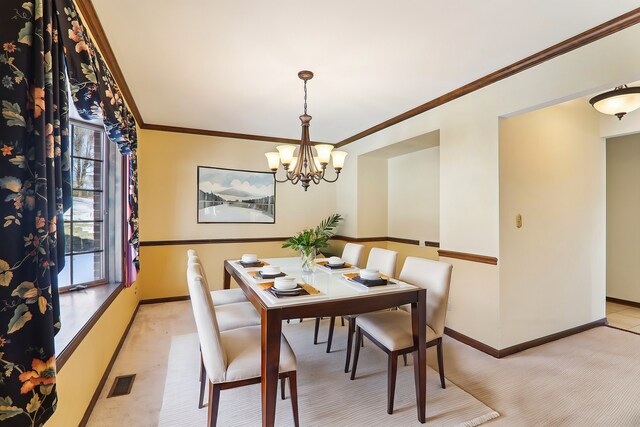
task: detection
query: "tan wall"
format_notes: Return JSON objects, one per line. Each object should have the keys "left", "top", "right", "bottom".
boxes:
{"left": 357, "top": 155, "right": 388, "bottom": 236}
{"left": 606, "top": 133, "right": 640, "bottom": 303}
{"left": 136, "top": 129, "right": 339, "bottom": 298}
{"left": 499, "top": 99, "right": 605, "bottom": 348}
{"left": 49, "top": 285, "right": 140, "bottom": 426}
{"left": 388, "top": 147, "right": 440, "bottom": 242}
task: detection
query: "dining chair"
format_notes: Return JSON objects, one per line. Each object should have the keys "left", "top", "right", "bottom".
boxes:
{"left": 186, "top": 265, "right": 299, "bottom": 427}
{"left": 325, "top": 248, "right": 399, "bottom": 375}
{"left": 186, "top": 257, "right": 260, "bottom": 331}
{"left": 313, "top": 243, "right": 366, "bottom": 346}
{"left": 349, "top": 256, "right": 453, "bottom": 414}
{"left": 187, "top": 252, "right": 248, "bottom": 306}
{"left": 341, "top": 243, "right": 365, "bottom": 267}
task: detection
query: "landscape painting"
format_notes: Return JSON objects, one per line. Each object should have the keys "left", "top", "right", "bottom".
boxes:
{"left": 197, "top": 166, "right": 275, "bottom": 223}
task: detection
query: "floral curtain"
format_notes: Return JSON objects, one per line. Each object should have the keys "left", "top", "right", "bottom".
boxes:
{"left": 0, "top": 1, "right": 69, "bottom": 424}
{"left": 0, "top": 0, "right": 139, "bottom": 424}
{"left": 56, "top": 1, "right": 139, "bottom": 272}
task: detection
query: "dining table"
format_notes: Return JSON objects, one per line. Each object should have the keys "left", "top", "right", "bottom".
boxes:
{"left": 223, "top": 256, "right": 427, "bottom": 427}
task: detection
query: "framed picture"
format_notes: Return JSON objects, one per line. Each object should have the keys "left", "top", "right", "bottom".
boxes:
{"left": 197, "top": 166, "right": 276, "bottom": 223}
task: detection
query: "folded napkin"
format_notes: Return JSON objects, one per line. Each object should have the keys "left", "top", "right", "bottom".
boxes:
{"left": 238, "top": 260, "right": 269, "bottom": 268}
{"left": 248, "top": 271, "right": 286, "bottom": 280}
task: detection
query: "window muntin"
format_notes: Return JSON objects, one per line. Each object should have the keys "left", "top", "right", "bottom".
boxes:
{"left": 59, "top": 122, "right": 107, "bottom": 289}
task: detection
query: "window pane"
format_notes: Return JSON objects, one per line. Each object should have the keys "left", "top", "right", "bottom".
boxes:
{"left": 73, "top": 125, "right": 102, "bottom": 160}
{"left": 64, "top": 223, "right": 71, "bottom": 254}
{"left": 72, "top": 158, "right": 102, "bottom": 190}
{"left": 58, "top": 256, "right": 71, "bottom": 287}
{"left": 72, "top": 190, "right": 102, "bottom": 221}
{"left": 72, "top": 252, "right": 104, "bottom": 284}
{"left": 72, "top": 222, "right": 102, "bottom": 253}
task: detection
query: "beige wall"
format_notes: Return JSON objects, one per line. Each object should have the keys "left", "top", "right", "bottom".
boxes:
{"left": 136, "top": 129, "right": 338, "bottom": 298}
{"left": 499, "top": 99, "right": 605, "bottom": 348}
{"left": 335, "top": 24, "right": 640, "bottom": 349}
{"left": 49, "top": 285, "right": 140, "bottom": 426}
{"left": 357, "top": 155, "right": 388, "bottom": 236}
{"left": 388, "top": 147, "right": 440, "bottom": 242}
{"left": 607, "top": 134, "right": 640, "bottom": 303}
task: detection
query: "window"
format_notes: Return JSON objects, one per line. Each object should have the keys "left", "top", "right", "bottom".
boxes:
{"left": 59, "top": 121, "right": 112, "bottom": 289}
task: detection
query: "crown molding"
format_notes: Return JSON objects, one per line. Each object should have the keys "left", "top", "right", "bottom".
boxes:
{"left": 77, "top": 2, "right": 640, "bottom": 147}
{"left": 74, "top": 0, "right": 145, "bottom": 126}
{"left": 334, "top": 7, "right": 640, "bottom": 148}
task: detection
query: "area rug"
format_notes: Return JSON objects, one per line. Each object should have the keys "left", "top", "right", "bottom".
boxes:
{"left": 158, "top": 319, "right": 499, "bottom": 426}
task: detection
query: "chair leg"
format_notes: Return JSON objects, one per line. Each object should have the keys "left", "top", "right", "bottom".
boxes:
{"left": 313, "top": 318, "right": 320, "bottom": 345}
{"left": 281, "top": 377, "right": 286, "bottom": 400}
{"left": 344, "top": 317, "right": 356, "bottom": 373}
{"left": 288, "top": 372, "right": 300, "bottom": 427}
{"left": 387, "top": 352, "right": 399, "bottom": 415}
{"left": 207, "top": 382, "right": 221, "bottom": 427}
{"left": 326, "top": 316, "right": 336, "bottom": 353}
{"left": 402, "top": 353, "right": 408, "bottom": 366}
{"left": 437, "top": 338, "right": 446, "bottom": 389}
{"left": 350, "top": 327, "right": 363, "bottom": 380}
{"left": 341, "top": 316, "right": 345, "bottom": 327}
{"left": 198, "top": 358, "right": 207, "bottom": 409}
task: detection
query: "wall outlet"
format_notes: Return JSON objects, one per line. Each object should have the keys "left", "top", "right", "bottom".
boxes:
{"left": 418, "top": 240, "right": 426, "bottom": 248}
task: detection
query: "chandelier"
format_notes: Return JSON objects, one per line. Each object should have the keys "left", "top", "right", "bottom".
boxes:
{"left": 265, "top": 70, "right": 347, "bottom": 191}
{"left": 589, "top": 85, "right": 640, "bottom": 120}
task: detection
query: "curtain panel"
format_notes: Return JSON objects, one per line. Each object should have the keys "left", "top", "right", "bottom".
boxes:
{"left": 0, "top": 0, "right": 139, "bottom": 424}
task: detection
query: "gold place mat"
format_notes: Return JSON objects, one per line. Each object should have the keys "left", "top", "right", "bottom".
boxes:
{"left": 257, "top": 281, "right": 321, "bottom": 295}
{"left": 342, "top": 272, "right": 391, "bottom": 281}
{"left": 317, "top": 261, "right": 353, "bottom": 268}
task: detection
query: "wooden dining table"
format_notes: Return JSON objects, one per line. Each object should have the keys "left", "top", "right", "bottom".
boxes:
{"left": 223, "top": 257, "right": 427, "bottom": 426}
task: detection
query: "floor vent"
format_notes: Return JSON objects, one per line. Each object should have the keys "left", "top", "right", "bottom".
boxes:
{"left": 107, "top": 374, "right": 136, "bottom": 398}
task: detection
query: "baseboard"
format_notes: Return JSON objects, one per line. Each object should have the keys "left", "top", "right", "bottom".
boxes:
{"left": 606, "top": 296, "right": 640, "bottom": 309}
{"left": 139, "top": 295, "right": 190, "bottom": 304}
{"left": 443, "top": 328, "right": 501, "bottom": 358}
{"left": 445, "top": 317, "right": 607, "bottom": 358}
{"left": 79, "top": 304, "right": 140, "bottom": 427}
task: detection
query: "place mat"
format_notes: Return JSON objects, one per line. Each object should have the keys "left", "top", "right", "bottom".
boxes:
{"left": 248, "top": 271, "right": 286, "bottom": 280}
{"left": 343, "top": 272, "right": 392, "bottom": 281}
{"left": 237, "top": 260, "right": 269, "bottom": 268}
{"left": 317, "top": 261, "right": 353, "bottom": 270}
{"left": 257, "top": 281, "right": 321, "bottom": 297}
{"left": 342, "top": 272, "right": 395, "bottom": 287}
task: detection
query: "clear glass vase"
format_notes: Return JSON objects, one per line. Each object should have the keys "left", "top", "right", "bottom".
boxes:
{"left": 300, "top": 247, "right": 317, "bottom": 273}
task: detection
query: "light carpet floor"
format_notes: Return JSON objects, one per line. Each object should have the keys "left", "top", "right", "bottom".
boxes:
{"left": 87, "top": 301, "right": 640, "bottom": 426}
{"left": 87, "top": 301, "right": 498, "bottom": 426}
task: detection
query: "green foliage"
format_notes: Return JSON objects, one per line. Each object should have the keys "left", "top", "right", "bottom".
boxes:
{"left": 282, "top": 213, "right": 343, "bottom": 253}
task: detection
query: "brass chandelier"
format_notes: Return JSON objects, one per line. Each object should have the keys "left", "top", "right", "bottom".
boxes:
{"left": 265, "top": 70, "right": 347, "bottom": 191}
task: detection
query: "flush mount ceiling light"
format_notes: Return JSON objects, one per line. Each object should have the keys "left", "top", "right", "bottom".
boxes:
{"left": 589, "top": 85, "right": 640, "bottom": 120}
{"left": 265, "top": 70, "right": 347, "bottom": 191}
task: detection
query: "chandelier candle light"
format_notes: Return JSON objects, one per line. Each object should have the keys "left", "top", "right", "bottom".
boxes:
{"left": 265, "top": 70, "right": 348, "bottom": 191}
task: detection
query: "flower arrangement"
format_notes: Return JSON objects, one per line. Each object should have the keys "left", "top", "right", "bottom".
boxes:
{"left": 283, "top": 213, "right": 343, "bottom": 271}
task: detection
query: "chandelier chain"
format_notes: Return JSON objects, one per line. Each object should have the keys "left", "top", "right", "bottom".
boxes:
{"left": 303, "top": 80, "right": 308, "bottom": 115}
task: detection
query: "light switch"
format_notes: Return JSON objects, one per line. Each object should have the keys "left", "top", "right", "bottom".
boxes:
{"left": 516, "top": 214, "right": 522, "bottom": 228}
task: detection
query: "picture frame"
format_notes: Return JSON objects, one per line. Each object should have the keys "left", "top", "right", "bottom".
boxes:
{"left": 197, "top": 166, "right": 276, "bottom": 224}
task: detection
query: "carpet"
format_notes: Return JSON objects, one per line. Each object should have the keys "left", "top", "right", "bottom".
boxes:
{"left": 158, "top": 318, "right": 499, "bottom": 426}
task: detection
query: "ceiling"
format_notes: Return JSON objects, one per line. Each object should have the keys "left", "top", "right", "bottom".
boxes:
{"left": 91, "top": 0, "right": 639, "bottom": 143}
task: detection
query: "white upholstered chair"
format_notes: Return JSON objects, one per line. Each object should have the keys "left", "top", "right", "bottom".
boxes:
{"left": 341, "top": 243, "right": 365, "bottom": 267}
{"left": 350, "top": 256, "right": 453, "bottom": 414}
{"left": 187, "top": 265, "right": 299, "bottom": 427}
{"left": 187, "top": 253, "right": 248, "bottom": 306}
{"left": 313, "top": 243, "right": 366, "bottom": 346}
{"left": 186, "top": 256, "right": 260, "bottom": 332}
{"left": 324, "top": 248, "right": 399, "bottom": 371}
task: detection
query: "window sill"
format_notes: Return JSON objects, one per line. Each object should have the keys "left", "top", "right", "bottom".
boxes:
{"left": 55, "top": 283, "right": 123, "bottom": 372}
